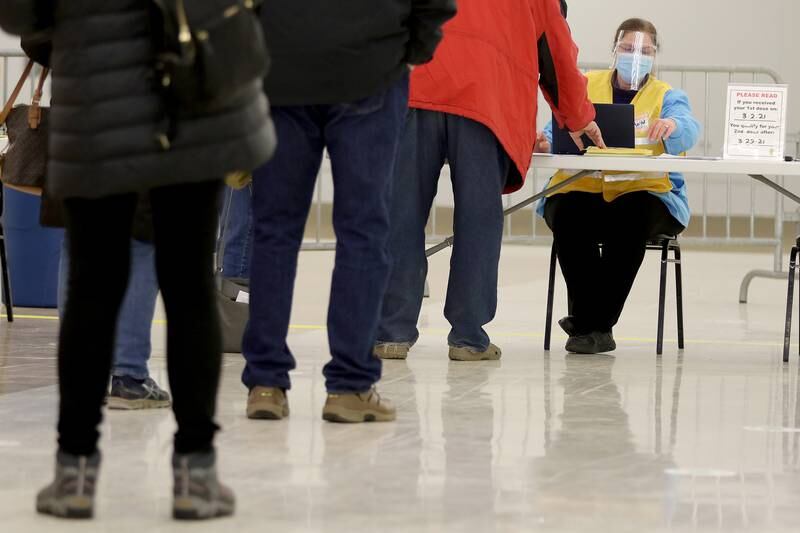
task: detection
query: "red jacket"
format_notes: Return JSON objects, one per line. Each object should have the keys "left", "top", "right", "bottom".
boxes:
{"left": 409, "top": 0, "right": 595, "bottom": 192}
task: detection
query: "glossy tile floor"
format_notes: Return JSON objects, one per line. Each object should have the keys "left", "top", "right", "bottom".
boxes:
{"left": 2, "top": 246, "right": 800, "bottom": 532}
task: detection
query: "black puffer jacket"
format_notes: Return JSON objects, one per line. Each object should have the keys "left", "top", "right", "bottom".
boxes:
{"left": 0, "top": 0, "right": 276, "bottom": 200}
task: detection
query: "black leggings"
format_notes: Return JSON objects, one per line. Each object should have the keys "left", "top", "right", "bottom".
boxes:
{"left": 544, "top": 191, "right": 685, "bottom": 333}
{"left": 57, "top": 181, "right": 222, "bottom": 456}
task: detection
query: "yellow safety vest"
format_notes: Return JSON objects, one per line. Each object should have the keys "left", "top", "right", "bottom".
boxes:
{"left": 547, "top": 70, "right": 674, "bottom": 202}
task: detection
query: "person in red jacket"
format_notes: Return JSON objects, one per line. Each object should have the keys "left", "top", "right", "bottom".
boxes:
{"left": 375, "top": 0, "right": 604, "bottom": 361}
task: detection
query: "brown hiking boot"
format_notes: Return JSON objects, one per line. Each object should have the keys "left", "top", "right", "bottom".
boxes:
{"left": 172, "top": 451, "right": 235, "bottom": 520}
{"left": 36, "top": 451, "right": 101, "bottom": 519}
{"left": 373, "top": 343, "right": 411, "bottom": 360}
{"left": 322, "top": 387, "right": 396, "bottom": 423}
{"left": 246, "top": 386, "right": 289, "bottom": 420}
{"left": 448, "top": 343, "right": 502, "bottom": 362}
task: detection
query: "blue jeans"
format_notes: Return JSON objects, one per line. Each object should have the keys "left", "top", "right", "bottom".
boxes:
{"left": 219, "top": 186, "right": 253, "bottom": 280}
{"left": 58, "top": 237, "right": 159, "bottom": 380}
{"left": 242, "top": 75, "right": 409, "bottom": 393}
{"left": 377, "top": 110, "right": 510, "bottom": 351}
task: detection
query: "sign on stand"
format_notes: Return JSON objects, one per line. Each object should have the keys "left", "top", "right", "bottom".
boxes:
{"left": 723, "top": 84, "right": 789, "bottom": 160}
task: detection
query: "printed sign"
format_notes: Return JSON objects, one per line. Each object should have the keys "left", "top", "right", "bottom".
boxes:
{"left": 724, "top": 84, "right": 789, "bottom": 160}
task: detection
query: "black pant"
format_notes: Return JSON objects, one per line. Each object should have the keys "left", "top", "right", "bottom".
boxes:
{"left": 544, "top": 191, "right": 684, "bottom": 333}
{"left": 57, "top": 181, "right": 222, "bottom": 456}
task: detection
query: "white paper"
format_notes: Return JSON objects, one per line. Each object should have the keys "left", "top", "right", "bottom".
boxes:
{"left": 723, "top": 84, "right": 789, "bottom": 160}
{"left": 235, "top": 290, "right": 250, "bottom": 304}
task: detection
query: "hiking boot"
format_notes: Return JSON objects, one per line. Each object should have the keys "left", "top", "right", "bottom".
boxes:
{"left": 565, "top": 331, "right": 617, "bottom": 354}
{"left": 36, "top": 450, "right": 101, "bottom": 519}
{"left": 373, "top": 342, "right": 411, "bottom": 360}
{"left": 107, "top": 376, "right": 171, "bottom": 410}
{"left": 172, "top": 451, "right": 235, "bottom": 520}
{"left": 448, "top": 343, "right": 502, "bottom": 361}
{"left": 322, "top": 387, "right": 396, "bottom": 423}
{"left": 246, "top": 386, "right": 289, "bottom": 420}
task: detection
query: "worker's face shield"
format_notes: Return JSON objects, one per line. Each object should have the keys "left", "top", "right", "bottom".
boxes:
{"left": 611, "top": 31, "right": 658, "bottom": 91}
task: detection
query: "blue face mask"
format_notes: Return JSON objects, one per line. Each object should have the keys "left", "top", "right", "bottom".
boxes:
{"left": 616, "top": 53, "right": 654, "bottom": 86}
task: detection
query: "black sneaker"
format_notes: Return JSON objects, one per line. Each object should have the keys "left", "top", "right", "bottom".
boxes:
{"left": 565, "top": 331, "right": 617, "bottom": 354}
{"left": 107, "top": 376, "right": 171, "bottom": 410}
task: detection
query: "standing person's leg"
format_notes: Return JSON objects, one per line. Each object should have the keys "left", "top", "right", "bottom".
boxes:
{"left": 443, "top": 115, "right": 510, "bottom": 360}
{"left": 37, "top": 194, "right": 137, "bottom": 519}
{"left": 148, "top": 180, "right": 234, "bottom": 520}
{"left": 543, "top": 192, "right": 607, "bottom": 335}
{"left": 320, "top": 74, "right": 409, "bottom": 422}
{"left": 242, "top": 107, "right": 324, "bottom": 419}
{"left": 107, "top": 238, "right": 169, "bottom": 410}
{"left": 600, "top": 192, "right": 685, "bottom": 330}
{"left": 375, "top": 109, "right": 447, "bottom": 358}
{"left": 220, "top": 185, "right": 253, "bottom": 280}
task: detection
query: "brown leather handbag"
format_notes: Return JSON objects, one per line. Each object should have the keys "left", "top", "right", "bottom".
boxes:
{"left": 0, "top": 60, "right": 50, "bottom": 196}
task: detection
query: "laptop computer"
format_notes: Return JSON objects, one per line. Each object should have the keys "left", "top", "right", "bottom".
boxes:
{"left": 552, "top": 103, "right": 635, "bottom": 155}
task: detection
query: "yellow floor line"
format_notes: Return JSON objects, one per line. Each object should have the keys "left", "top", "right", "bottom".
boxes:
{"left": 0, "top": 314, "right": 788, "bottom": 349}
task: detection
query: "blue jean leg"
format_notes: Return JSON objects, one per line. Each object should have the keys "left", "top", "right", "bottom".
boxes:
{"left": 241, "top": 108, "right": 324, "bottom": 391}
{"left": 443, "top": 115, "right": 509, "bottom": 350}
{"left": 220, "top": 186, "right": 253, "bottom": 280}
{"left": 322, "top": 75, "right": 410, "bottom": 393}
{"left": 377, "top": 109, "right": 448, "bottom": 345}
{"left": 58, "top": 237, "right": 159, "bottom": 380}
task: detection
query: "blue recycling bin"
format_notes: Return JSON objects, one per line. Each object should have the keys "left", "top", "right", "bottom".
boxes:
{"left": 2, "top": 186, "right": 64, "bottom": 308}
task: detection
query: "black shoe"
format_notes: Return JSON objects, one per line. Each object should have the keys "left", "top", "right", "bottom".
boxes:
{"left": 565, "top": 331, "right": 616, "bottom": 354}
{"left": 558, "top": 316, "right": 580, "bottom": 336}
{"left": 107, "top": 376, "right": 171, "bottom": 410}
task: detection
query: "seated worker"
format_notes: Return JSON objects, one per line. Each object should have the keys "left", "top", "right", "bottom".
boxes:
{"left": 535, "top": 18, "right": 701, "bottom": 355}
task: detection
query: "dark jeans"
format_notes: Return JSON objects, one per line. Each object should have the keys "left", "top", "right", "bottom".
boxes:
{"left": 376, "top": 110, "right": 510, "bottom": 351}
{"left": 242, "top": 75, "right": 409, "bottom": 393}
{"left": 58, "top": 181, "right": 223, "bottom": 456}
{"left": 544, "top": 191, "right": 685, "bottom": 333}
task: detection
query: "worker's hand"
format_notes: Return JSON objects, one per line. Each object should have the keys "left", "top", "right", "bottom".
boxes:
{"left": 569, "top": 121, "right": 606, "bottom": 151}
{"left": 648, "top": 118, "right": 678, "bottom": 142}
{"left": 533, "top": 131, "right": 551, "bottom": 153}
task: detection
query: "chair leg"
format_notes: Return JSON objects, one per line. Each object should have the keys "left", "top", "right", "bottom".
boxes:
{"left": 783, "top": 245, "right": 797, "bottom": 362}
{"left": 0, "top": 235, "right": 12, "bottom": 323}
{"left": 674, "top": 245, "right": 684, "bottom": 350}
{"left": 544, "top": 242, "right": 557, "bottom": 351}
{"left": 656, "top": 240, "right": 669, "bottom": 356}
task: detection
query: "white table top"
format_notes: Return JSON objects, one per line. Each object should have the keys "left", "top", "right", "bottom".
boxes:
{"left": 532, "top": 154, "right": 800, "bottom": 176}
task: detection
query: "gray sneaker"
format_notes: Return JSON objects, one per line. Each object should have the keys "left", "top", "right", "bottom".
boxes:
{"left": 107, "top": 376, "right": 171, "bottom": 410}
{"left": 172, "top": 451, "right": 235, "bottom": 520}
{"left": 448, "top": 343, "right": 502, "bottom": 361}
{"left": 36, "top": 451, "right": 101, "bottom": 519}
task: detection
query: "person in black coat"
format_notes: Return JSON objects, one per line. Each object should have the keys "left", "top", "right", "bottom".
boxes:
{"left": 242, "top": 0, "right": 456, "bottom": 422}
{"left": 0, "top": 0, "right": 275, "bottom": 521}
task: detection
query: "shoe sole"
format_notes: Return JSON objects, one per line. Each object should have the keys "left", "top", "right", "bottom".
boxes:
{"left": 373, "top": 347, "right": 409, "bottom": 360}
{"left": 322, "top": 407, "right": 396, "bottom": 423}
{"left": 374, "top": 351, "right": 408, "bottom": 360}
{"left": 247, "top": 406, "right": 289, "bottom": 420}
{"left": 107, "top": 397, "right": 171, "bottom": 410}
{"left": 566, "top": 344, "right": 617, "bottom": 355}
{"left": 37, "top": 497, "right": 94, "bottom": 519}
{"left": 173, "top": 498, "right": 234, "bottom": 520}
{"left": 448, "top": 350, "right": 502, "bottom": 362}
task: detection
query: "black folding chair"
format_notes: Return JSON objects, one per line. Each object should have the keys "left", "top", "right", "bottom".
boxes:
{"left": 0, "top": 186, "right": 14, "bottom": 322}
{"left": 544, "top": 235, "right": 684, "bottom": 355}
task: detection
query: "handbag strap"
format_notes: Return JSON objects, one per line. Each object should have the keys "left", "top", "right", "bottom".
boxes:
{"left": 0, "top": 60, "right": 35, "bottom": 126}
{"left": 28, "top": 67, "right": 50, "bottom": 129}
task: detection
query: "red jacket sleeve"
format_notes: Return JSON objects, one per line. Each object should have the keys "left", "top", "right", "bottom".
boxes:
{"left": 532, "top": 0, "right": 595, "bottom": 132}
